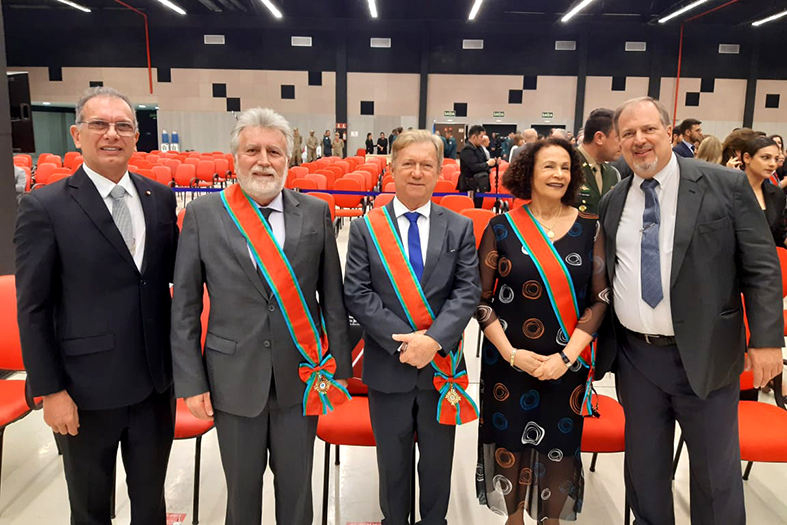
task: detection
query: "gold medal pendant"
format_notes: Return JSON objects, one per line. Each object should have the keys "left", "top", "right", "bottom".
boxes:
{"left": 445, "top": 385, "right": 461, "bottom": 406}
{"left": 547, "top": 230, "right": 555, "bottom": 239}
{"left": 314, "top": 373, "right": 331, "bottom": 394}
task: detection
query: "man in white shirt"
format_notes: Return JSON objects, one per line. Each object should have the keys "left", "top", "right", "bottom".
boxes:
{"left": 344, "top": 129, "right": 481, "bottom": 525}
{"left": 597, "top": 97, "right": 783, "bottom": 525}
{"left": 15, "top": 86, "right": 179, "bottom": 524}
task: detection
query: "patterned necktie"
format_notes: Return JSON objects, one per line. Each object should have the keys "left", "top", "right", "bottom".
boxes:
{"left": 109, "top": 185, "right": 135, "bottom": 254}
{"left": 404, "top": 211, "right": 424, "bottom": 281}
{"left": 640, "top": 178, "right": 663, "bottom": 308}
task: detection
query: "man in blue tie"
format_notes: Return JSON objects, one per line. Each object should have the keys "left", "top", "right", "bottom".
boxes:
{"left": 672, "top": 118, "right": 702, "bottom": 158}
{"left": 597, "top": 97, "right": 784, "bottom": 525}
{"left": 344, "top": 129, "right": 481, "bottom": 525}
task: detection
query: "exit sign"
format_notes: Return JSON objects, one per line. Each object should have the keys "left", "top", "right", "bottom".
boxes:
{"left": 541, "top": 112, "right": 554, "bottom": 119}
{"left": 444, "top": 110, "right": 456, "bottom": 117}
{"left": 493, "top": 111, "right": 505, "bottom": 118}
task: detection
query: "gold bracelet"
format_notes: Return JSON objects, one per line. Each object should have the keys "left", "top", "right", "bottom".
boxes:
{"left": 509, "top": 348, "right": 517, "bottom": 368}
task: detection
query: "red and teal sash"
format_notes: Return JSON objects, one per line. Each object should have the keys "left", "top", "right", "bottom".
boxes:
{"left": 505, "top": 204, "right": 598, "bottom": 417}
{"left": 364, "top": 206, "right": 479, "bottom": 426}
{"left": 220, "top": 184, "right": 351, "bottom": 416}
{"left": 770, "top": 172, "right": 780, "bottom": 186}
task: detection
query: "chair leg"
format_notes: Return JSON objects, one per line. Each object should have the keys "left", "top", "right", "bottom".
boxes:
{"left": 589, "top": 452, "right": 598, "bottom": 472}
{"left": 192, "top": 436, "right": 202, "bottom": 525}
{"left": 335, "top": 444, "right": 340, "bottom": 466}
{"left": 110, "top": 463, "right": 117, "bottom": 519}
{"left": 475, "top": 328, "right": 483, "bottom": 358}
{"left": 322, "top": 442, "right": 330, "bottom": 525}
{"left": 0, "top": 428, "right": 5, "bottom": 502}
{"left": 672, "top": 433, "right": 685, "bottom": 480}
{"left": 624, "top": 493, "right": 631, "bottom": 525}
{"left": 743, "top": 461, "right": 754, "bottom": 481}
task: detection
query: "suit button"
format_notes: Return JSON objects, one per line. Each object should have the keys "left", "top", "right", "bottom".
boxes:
{"left": 264, "top": 340, "right": 271, "bottom": 348}
{"left": 140, "top": 280, "right": 147, "bottom": 286}
{"left": 268, "top": 304, "right": 275, "bottom": 312}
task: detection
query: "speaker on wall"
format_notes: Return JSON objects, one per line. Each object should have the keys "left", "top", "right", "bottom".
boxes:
{"left": 8, "top": 72, "right": 35, "bottom": 153}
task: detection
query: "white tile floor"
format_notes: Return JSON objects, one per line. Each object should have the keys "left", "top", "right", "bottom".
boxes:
{"left": 2, "top": 219, "right": 786, "bottom": 524}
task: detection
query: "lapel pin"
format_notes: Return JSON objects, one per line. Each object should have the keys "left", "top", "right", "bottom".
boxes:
{"left": 145, "top": 190, "right": 152, "bottom": 195}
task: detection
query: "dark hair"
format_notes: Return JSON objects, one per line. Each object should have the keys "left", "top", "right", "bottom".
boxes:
{"left": 742, "top": 137, "right": 779, "bottom": 168}
{"left": 722, "top": 128, "right": 758, "bottom": 164}
{"left": 503, "top": 138, "right": 583, "bottom": 206}
{"left": 582, "top": 108, "right": 615, "bottom": 144}
{"left": 468, "top": 125, "right": 485, "bottom": 138}
{"left": 679, "top": 118, "right": 702, "bottom": 135}
{"left": 769, "top": 134, "right": 785, "bottom": 151}
{"left": 672, "top": 128, "right": 681, "bottom": 138}
{"left": 367, "top": 132, "right": 372, "bottom": 139}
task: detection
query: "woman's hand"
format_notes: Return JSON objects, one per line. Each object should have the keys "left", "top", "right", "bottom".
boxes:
{"left": 532, "top": 353, "right": 570, "bottom": 381}
{"left": 726, "top": 156, "right": 742, "bottom": 170}
{"left": 512, "top": 349, "right": 548, "bottom": 375}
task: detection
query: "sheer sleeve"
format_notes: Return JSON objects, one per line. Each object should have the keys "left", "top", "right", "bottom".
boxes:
{"left": 475, "top": 221, "right": 500, "bottom": 329}
{"left": 576, "top": 221, "right": 610, "bottom": 336}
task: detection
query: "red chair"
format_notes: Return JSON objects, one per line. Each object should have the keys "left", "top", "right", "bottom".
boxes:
{"left": 13, "top": 154, "right": 32, "bottom": 167}
{"left": 326, "top": 165, "right": 344, "bottom": 184}
{"left": 292, "top": 178, "right": 319, "bottom": 191}
{"left": 460, "top": 209, "right": 495, "bottom": 250}
{"left": 305, "top": 174, "right": 327, "bottom": 190}
{"left": 309, "top": 192, "right": 337, "bottom": 223}
{"left": 184, "top": 158, "right": 200, "bottom": 167}
{"left": 355, "top": 147, "right": 367, "bottom": 157}
{"left": 152, "top": 166, "right": 173, "bottom": 186}
{"left": 432, "top": 180, "right": 457, "bottom": 203}
{"left": 373, "top": 193, "right": 395, "bottom": 208}
{"left": 333, "top": 178, "right": 365, "bottom": 221}
{"left": 33, "top": 162, "right": 58, "bottom": 185}
{"left": 383, "top": 182, "right": 396, "bottom": 193}
{"left": 173, "top": 398, "right": 214, "bottom": 525}
{"left": 137, "top": 169, "right": 156, "bottom": 181}
{"left": 70, "top": 155, "right": 84, "bottom": 174}
{"left": 164, "top": 159, "right": 182, "bottom": 175}
{"left": 0, "top": 276, "right": 39, "bottom": 500}
{"left": 381, "top": 174, "right": 394, "bottom": 191}
{"left": 334, "top": 161, "right": 350, "bottom": 176}
{"left": 194, "top": 160, "right": 217, "bottom": 187}
{"left": 49, "top": 172, "right": 71, "bottom": 184}
{"left": 63, "top": 151, "right": 81, "bottom": 169}
{"left": 177, "top": 208, "right": 186, "bottom": 231}
{"left": 776, "top": 248, "right": 787, "bottom": 297}
{"left": 440, "top": 195, "right": 474, "bottom": 213}
{"left": 213, "top": 158, "right": 230, "bottom": 186}
{"left": 173, "top": 163, "right": 197, "bottom": 189}
{"left": 315, "top": 169, "right": 336, "bottom": 190}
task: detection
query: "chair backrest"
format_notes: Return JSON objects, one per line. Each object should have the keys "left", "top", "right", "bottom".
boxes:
{"left": 327, "top": 165, "right": 344, "bottom": 182}
{"left": 356, "top": 148, "right": 367, "bottom": 157}
{"left": 373, "top": 193, "right": 395, "bottom": 208}
{"left": 315, "top": 169, "right": 336, "bottom": 189}
{"left": 34, "top": 162, "right": 59, "bottom": 184}
{"left": 63, "top": 151, "right": 81, "bottom": 169}
{"left": 164, "top": 159, "right": 182, "bottom": 173}
{"left": 214, "top": 158, "right": 230, "bottom": 177}
{"left": 0, "top": 275, "right": 24, "bottom": 370}
{"left": 13, "top": 154, "right": 32, "bottom": 167}
{"left": 70, "top": 156, "right": 84, "bottom": 174}
{"left": 184, "top": 158, "right": 200, "bottom": 167}
{"left": 334, "top": 161, "right": 350, "bottom": 175}
{"left": 128, "top": 165, "right": 140, "bottom": 173}
{"left": 147, "top": 155, "right": 160, "bottom": 164}
{"left": 292, "top": 178, "right": 318, "bottom": 191}
{"left": 433, "top": 180, "right": 456, "bottom": 194}
{"left": 309, "top": 192, "right": 336, "bottom": 221}
{"left": 383, "top": 182, "right": 396, "bottom": 193}
{"left": 777, "top": 247, "right": 787, "bottom": 297}
{"left": 289, "top": 166, "right": 308, "bottom": 180}
{"left": 174, "top": 163, "right": 196, "bottom": 187}
{"left": 49, "top": 172, "right": 71, "bottom": 184}
{"left": 345, "top": 172, "right": 366, "bottom": 190}
{"left": 440, "top": 195, "right": 475, "bottom": 213}
{"left": 177, "top": 208, "right": 186, "bottom": 231}
{"left": 461, "top": 209, "right": 496, "bottom": 249}
{"left": 195, "top": 160, "right": 216, "bottom": 183}
{"left": 152, "top": 165, "right": 172, "bottom": 185}
{"left": 333, "top": 178, "right": 363, "bottom": 208}
{"left": 305, "top": 173, "right": 327, "bottom": 190}
{"left": 381, "top": 174, "right": 394, "bottom": 190}
{"left": 137, "top": 168, "right": 156, "bottom": 180}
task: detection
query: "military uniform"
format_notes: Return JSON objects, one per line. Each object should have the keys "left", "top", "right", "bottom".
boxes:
{"left": 306, "top": 134, "right": 319, "bottom": 162}
{"left": 291, "top": 132, "right": 303, "bottom": 166}
{"left": 575, "top": 145, "right": 620, "bottom": 216}
{"left": 332, "top": 138, "right": 345, "bottom": 159}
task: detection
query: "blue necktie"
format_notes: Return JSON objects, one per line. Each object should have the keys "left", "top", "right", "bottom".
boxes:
{"left": 640, "top": 178, "right": 663, "bottom": 308}
{"left": 404, "top": 212, "right": 424, "bottom": 281}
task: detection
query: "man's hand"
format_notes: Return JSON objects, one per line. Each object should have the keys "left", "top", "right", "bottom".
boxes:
{"left": 745, "top": 348, "right": 784, "bottom": 389}
{"left": 393, "top": 332, "right": 441, "bottom": 369}
{"left": 487, "top": 158, "right": 496, "bottom": 167}
{"left": 532, "top": 353, "right": 569, "bottom": 381}
{"left": 336, "top": 379, "right": 349, "bottom": 389}
{"left": 185, "top": 392, "right": 214, "bottom": 421}
{"left": 43, "top": 390, "right": 79, "bottom": 436}
{"left": 511, "top": 349, "right": 548, "bottom": 375}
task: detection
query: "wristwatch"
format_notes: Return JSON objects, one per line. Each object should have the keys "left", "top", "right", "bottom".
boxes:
{"left": 558, "top": 350, "right": 571, "bottom": 368}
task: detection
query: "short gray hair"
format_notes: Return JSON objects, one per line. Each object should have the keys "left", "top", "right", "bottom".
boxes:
{"left": 614, "top": 96, "right": 671, "bottom": 131}
{"left": 230, "top": 107, "right": 293, "bottom": 157}
{"left": 390, "top": 129, "right": 444, "bottom": 168}
{"left": 75, "top": 87, "right": 137, "bottom": 127}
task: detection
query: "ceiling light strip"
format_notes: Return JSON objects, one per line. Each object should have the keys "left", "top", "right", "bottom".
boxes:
{"left": 260, "top": 0, "right": 283, "bottom": 18}
{"left": 468, "top": 0, "right": 484, "bottom": 20}
{"left": 561, "top": 0, "right": 594, "bottom": 22}
{"left": 56, "top": 0, "right": 91, "bottom": 13}
{"left": 752, "top": 9, "right": 787, "bottom": 27}
{"left": 156, "top": 0, "right": 186, "bottom": 15}
{"left": 368, "top": 0, "right": 377, "bottom": 18}
{"left": 658, "top": 0, "right": 710, "bottom": 24}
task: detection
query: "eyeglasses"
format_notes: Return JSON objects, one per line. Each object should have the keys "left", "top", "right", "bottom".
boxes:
{"left": 78, "top": 120, "right": 137, "bottom": 136}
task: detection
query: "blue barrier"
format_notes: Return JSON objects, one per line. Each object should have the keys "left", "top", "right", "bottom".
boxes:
{"left": 171, "top": 187, "right": 516, "bottom": 199}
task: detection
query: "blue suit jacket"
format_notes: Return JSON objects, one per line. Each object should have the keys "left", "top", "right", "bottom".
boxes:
{"left": 673, "top": 141, "right": 694, "bottom": 158}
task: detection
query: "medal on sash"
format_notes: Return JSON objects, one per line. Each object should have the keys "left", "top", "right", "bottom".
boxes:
{"left": 221, "top": 184, "right": 351, "bottom": 416}
{"left": 364, "top": 207, "right": 479, "bottom": 426}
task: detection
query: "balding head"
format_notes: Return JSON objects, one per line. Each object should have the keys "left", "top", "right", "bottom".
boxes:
{"left": 523, "top": 129, "right": 538, "bottom": 143}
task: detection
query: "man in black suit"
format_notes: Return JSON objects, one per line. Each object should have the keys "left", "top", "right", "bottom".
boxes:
{"left": 672, "top": 118, "right": 702, "bottom": 158}
{"left": 458, "top": 125, "right": 497, "bottom": 208}
{"left": 15, "top": 87, "right": 178, "bottom": 525}
{"left": 344, "top": 130, "right": 481, "bottom": 525}
{"left": 597, "top": 97, "right": 783, "bottom": 525}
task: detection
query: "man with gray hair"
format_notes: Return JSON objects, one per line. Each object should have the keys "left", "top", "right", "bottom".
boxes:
{"left": 171, "top": 107, "right": 352, "bottom": 524}
{"left": 15, "top": 86, "right": 179, "bottom": 524}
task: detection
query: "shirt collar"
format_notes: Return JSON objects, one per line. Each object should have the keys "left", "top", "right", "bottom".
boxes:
{"left": 82, "top": 163, "right": 135, "bottom": 199}
{"left": 577, "top": 145, "right": 598, "bottom": 170}
{"left": 683, "top": 139, "right": 695, "bottom": 151}
{"left": 393, "top": 197, "right": 431, "bottom": 219}
{"left": 255, "top": 191, "right": 284, "bottom": 213}
{"left": 634, "top": 152, "right": 678, "bottom": 189}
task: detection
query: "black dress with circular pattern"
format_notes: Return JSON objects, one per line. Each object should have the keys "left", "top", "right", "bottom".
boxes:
{"left": 475, "top": 209, "right": 609, "bottom": 522}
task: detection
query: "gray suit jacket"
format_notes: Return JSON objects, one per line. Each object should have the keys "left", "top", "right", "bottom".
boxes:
{"left": 343, "top": 202, "right": 481, "bottom": 393}
{"left": 597, "top": 156, "right": 784, "bottom": 398}
{"left": 171, "top": 189, "right": 352, "bottom": 417}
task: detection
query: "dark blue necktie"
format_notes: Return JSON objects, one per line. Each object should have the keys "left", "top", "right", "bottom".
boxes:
{"left": 640, "top": 178, "right": 663, "bottom": 308}
{"left": 404, "top": 211, "right": 424, "bottom": 281}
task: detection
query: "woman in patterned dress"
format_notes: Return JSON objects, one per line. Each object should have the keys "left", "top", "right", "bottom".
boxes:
{"left": 475, "top": 138, "right": 610, "bottom": 523}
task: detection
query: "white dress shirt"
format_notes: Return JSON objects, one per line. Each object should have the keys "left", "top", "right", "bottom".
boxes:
{"left": 248, "top": 191, "right": 286, "bottom": 268}
{"left": 682, "top": 139, "right": 695, "bottom": 155}
{"left": 613, "top": 153, "right": 680, "bottom": 336}
{"left": 83, "top": 163, "right": 146, "bottom": 271}
{"left": 393, "top": 197, "right": 430, "bottom": 264}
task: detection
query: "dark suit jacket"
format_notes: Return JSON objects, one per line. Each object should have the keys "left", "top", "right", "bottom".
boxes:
{"left": 673, "top": 141, "right": 694, "bottom": 158}
{"left": 343, "top": 202, "right": 481, "bottom": 393}
{"left": 14, "top": 168, "right": 178, "bottom": 410}
{"left": 597, "top": 156, "right": 783, "bottom": 398}
{"left": 170, "top": 189, "right": 351, "bottom": 417}
{"left": 762, "top": 181, "right": 786, "bottom": 247}
{"left": 458, "top": 144, "right": 490, "bottom": 191}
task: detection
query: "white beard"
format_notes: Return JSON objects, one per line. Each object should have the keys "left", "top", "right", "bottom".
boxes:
{"left": 237, "top": 167, "right": 286, "bottom": 203}
{"left": 632, "top": 154, "right": 659, "bottom": 177}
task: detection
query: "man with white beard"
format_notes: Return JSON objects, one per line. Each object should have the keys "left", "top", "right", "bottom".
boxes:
{"left": 170, "top": 107, "right": 352, "bottom": 524}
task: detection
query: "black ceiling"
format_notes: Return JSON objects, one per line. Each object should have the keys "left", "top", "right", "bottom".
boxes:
{"left": 4, "top": 0, "right": 786, "bottom": 26}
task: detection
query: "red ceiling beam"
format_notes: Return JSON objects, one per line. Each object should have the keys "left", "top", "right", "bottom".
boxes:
{"left": 113, "top": 0, "right": 154, "bottom": 95}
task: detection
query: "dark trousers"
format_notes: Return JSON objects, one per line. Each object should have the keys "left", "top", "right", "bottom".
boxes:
{"left": 213, "top": 385, "right": 318, "bottom": 525}
{"left": 58, "top": 389, "right": 175, "bottom": 525}
{"left": 616, "top": 331, "right": 744, "bottom": 525}
{"left": 368, "top": 387, "right": 456, "bottom": 525}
